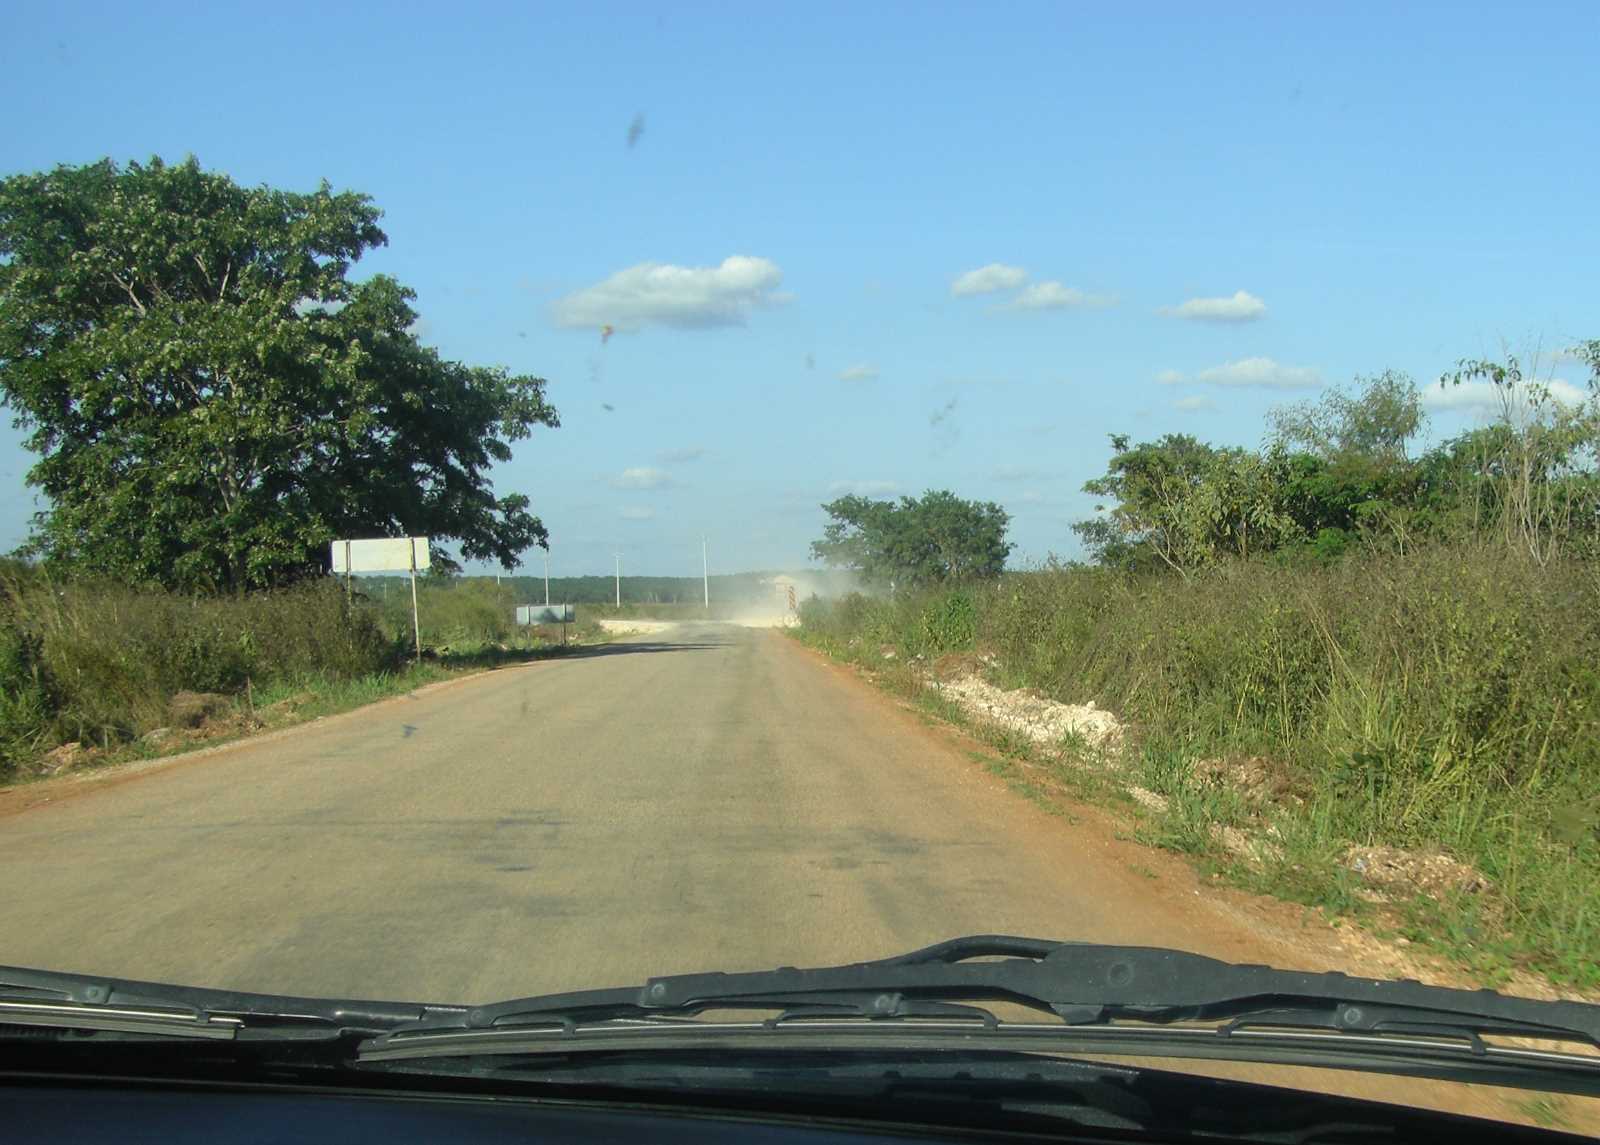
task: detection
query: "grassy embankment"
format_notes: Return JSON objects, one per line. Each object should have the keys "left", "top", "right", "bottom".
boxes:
{"left": 0, "top": 572, "right": 607, "bottom": 782}
{"left": 795, "top": 546, "right": 1600, "bottom": 989}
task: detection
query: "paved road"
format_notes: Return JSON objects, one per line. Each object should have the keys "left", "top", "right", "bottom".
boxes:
{"left": 4, "top": 623, "right": 1257, "bottom": 1001}
{"left": 3, "top": 622, "right": 1589, "bottom": 1127}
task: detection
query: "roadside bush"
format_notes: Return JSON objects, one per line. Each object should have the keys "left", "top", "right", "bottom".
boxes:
{"left": 379, "top": 578, "right": 513, "bottom": 648}
{"left": 0, "top": 621, "right": 56, "bottom": 770}
{"left": 0, "top": 574, "right": 399, "bottom": 773}
{"left": 919, "top": 589, "right": 978, "bottom": 654}
{"left": 796, "top": 545, "right": 1600, "bottom": 984}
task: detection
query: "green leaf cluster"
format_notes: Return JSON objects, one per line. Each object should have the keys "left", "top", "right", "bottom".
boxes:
{"left": 810, "top": 490, "right": 1012, "bottom": 587}
{"left": 0, "top": 157, "right": 558, "bottom": 591}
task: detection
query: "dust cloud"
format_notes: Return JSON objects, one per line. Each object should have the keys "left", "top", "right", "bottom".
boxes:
{"left": 723, "top": 572, "right": 859, "bottom": 628}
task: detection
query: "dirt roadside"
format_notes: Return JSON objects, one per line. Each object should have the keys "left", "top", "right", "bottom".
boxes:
{"left": 786, "top": 639, "right": 1600, "bottom": 1135}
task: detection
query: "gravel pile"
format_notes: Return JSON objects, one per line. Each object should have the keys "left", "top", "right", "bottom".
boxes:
{"left": 931, "top": 674, "right": 1124, "bottom": 753}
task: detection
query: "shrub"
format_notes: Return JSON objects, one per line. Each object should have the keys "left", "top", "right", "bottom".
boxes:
{"left": 0, "top": 574, "right": 400, "bottom": 773}
{"left": 798, "top": 544, "right": 1600, "bottom": 984}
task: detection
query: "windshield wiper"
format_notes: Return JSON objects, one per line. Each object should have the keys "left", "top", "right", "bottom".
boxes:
{"left": 385, "top": 935, "right": 1600, "bottom": 1041}
{"left": 0, "top": 965, "right": 463, "bottom": 1042}
{"left": 359, "top": 936, "right": 1600, "bottom": 1093}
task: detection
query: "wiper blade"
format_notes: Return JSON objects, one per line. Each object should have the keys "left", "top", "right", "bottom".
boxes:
{"left": 0, "top": 965, "right": 465, "bottom": 1041}
{"left": 387, "top": 935, "right": 1600, "bottom": 1051}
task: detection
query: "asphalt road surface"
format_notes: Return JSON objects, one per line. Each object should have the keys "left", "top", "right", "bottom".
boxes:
{"left": 0, "top": 623, "right": 1588, "bottom": 1126}
{"left": 4, "top": 622, "right": 1245, "bottom": 999}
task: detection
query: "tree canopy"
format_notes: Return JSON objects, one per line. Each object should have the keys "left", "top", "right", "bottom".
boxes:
{"left": 0, "top": 157, "right": 558, "bottom": 592}
{"left": 1075, "top": 365, "right": 1600, "bottom": 572}
{"left": 811, "top": 490, "right": 1012, "bottom": 586}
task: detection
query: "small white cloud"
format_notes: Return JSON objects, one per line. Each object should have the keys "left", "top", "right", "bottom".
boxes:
{"left": 1194, "top": 357, "right": 1322, "bottom": 390}
{"left": 553, "top": 255, "right": 784, "bottom": 330}
{"left": 610, "top": 466, "right": 673, "bottom": 490}
{"left": 951, "top": 263, "right": 1027, "bottom": 296}
{"left": 618, "top": 506, "right": 656, "bottom": 521}
{"left": 828, "top": 480, "right": 899, "bottom": 496}
{"left": 655, "top": 446, "right": 707, "bottom": 464}
{"left": 1161, "top": 290, "right": 1267, "bottom": 322}
{"left": 1018, "top": 489, "right": 1045, "bottom": 504}
{"left": 1423, "top": 378, "right": 1590, "bottom": 414}
{"left": 1006, "top": 281, "right": 1115, "bottom": 310}
{"left": 1174, "top": 394, "right": 1217, "bottom": 412}
{"left": 837, "top": 363, "right": 879, "bottom": 382}
{"left": 993, "top": 463, "right": 1047, "bottom": 481}
{"left": 1155, "top": 369, "right": 1186, "bottom": 385}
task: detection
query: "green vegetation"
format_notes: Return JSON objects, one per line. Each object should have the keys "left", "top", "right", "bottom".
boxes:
{"left": 797, "top": 362, "right": 1600, "bottom": 987}
{"left": 0, "top": 569, "right": 395, "bottom": 773}
{"left": 0, "top": 567, "right": 613, "bottom": 781}
{"left": 1075, "top": 359, "right": 1600, "bottom": 573}
{"left": 0, "top": 156, "right": 580, "bottom": 780}
{"left": 812, "top": 490, "right": 1012, "bottom": 586}
{"left": 0, "top": 157, "right": 557, "bottom": 591}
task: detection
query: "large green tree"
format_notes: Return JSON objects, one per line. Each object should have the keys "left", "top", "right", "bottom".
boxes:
{"left": 0, "top": 157, "right": 558, "bottom": 591}
{"left": 811, "top": 490, "right": 1011, "bottom": 586}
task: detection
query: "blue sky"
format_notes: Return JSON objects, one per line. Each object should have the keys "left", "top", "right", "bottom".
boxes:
{"left": 2, "top": 1, "right": 1596, "bottom": 576}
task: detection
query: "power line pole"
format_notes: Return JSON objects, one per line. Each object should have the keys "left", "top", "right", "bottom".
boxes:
{"left": 702, "top": 535, "right": 709, "bottom": 611}
{"left": 543, "top": 552, "right": 550, "bottom": 606}
{"left": 614, "top": 552, "right": 621, "bottom": 608}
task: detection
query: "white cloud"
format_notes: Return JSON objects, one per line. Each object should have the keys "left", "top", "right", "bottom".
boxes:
{"left": 837, "top": 363, "right": 879, "bottom": 382}
{"left": 1194, "top": 356, "right": 1322, "bottom": 390}
{"left": 655, "top": 446, "right": 707, "bottom": 464}
{"left": 553, "top": 255, "right": 784, "bottom": 330}
{"left": 828, "top": 480, "right": 899, "bottom": 496}
{"left": 609, "top": 466, "right": 673, "bottom": 490}
{"left": 1017, "top": 489, "right": 1045, "bottom": 504}
{"left": 1155, "top": 369, "right": 1186, "bottom": 385}
{"left": 1161, "top": 290, "right": 1267, "bottom": 322}
{"left": 1005, "top": 281, "right": 1115, "bottom": 310}
{"left": 1174, "top": 395, "right": 1217, "bottom": 412}
{"left": 951, "top": 263, "right": 1027, "bottom": 296}
{"left": 1422, "top": 378, "right": 1590, "bottom": 414}
{"left": 618, "top": 506, "right": 655, "bottom": 521}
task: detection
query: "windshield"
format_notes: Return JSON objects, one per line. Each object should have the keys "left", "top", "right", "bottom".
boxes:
{"left": 1, "top": 1, "right": 1598, "bottom": 1137}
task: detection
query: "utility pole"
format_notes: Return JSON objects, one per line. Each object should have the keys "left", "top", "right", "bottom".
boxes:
{"left": 702, "top": 535, "right": 710, "bottom": 611}
{"left": 543, "top": 553, "right": 550, "bottom": 606}
{"left": 614, "top": 553, "right": 621, "bottom": 608}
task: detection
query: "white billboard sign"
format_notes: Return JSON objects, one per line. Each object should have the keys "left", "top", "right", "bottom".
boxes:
{"left": 517, "top": 604, "right": 575, "bottom": 625}
{"left": 330, "top": 537, "right": 430, "bottom": 574}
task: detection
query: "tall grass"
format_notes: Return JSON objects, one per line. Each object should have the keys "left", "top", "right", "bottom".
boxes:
{"left": 0, "top": 572, "right": 399, "bottom": 773}
{"left": 797, "top": 545, "right": 1600, "bottom": 985}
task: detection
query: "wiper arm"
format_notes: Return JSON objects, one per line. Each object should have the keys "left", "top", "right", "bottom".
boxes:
{"left": 0, "top": 965, "right": 466, "bottom": 1041}
{"left": 403, "top": 935, "right": 1600, "bottom": 1050}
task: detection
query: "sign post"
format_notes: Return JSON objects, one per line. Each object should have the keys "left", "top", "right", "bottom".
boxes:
{"left": 408, "top": 543, "right": 422, "bottom": 663}
{"left": 331, "top": 537, "right": 431, "bottom": 663}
